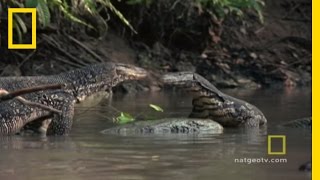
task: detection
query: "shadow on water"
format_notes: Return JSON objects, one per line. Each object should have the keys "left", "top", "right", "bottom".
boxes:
{"left": 0, "top": 88, "right": 311, "bottom": 180}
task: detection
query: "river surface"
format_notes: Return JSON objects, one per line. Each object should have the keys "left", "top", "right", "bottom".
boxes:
{"left": 0, "top": 88, "right": 311, "bottom": 180}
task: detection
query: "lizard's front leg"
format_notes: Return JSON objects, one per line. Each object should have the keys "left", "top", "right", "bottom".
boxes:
{"left": 38, "top": 92, "right": 76, "bottom": 135}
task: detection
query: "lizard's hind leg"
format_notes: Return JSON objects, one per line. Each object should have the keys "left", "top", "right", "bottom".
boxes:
{"left": 20, "top": 113, "right": 54, "bottom": 136}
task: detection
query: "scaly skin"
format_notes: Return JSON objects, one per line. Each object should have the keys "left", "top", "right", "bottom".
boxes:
{"left": 102, "top": 118, "right": 223, "bottom": 135}
{"left": 162, "top": 72, "right": 267, "bottom": 127}
{"left": 0, "top": 63, "right": 147, "bottom": 135}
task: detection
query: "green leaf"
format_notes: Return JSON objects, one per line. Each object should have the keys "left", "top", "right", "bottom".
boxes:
{"left": 98, "top": 0, "right": 137, "bottom": 33}
{"left": 26, "top": 0, "right": 38, "bottom": 8}
{"left": 83, "top": 0, "right": 98, "bottom": 14}
{"left": 251, "top": 0, "right": 264, "bottom": 23}
{"left": 54, "top": 0, "right": 94, "bottom": 29}
{"left": 11, "top": 1, "right": 24, "bottom": 8}
{"left": 37, "top": 0, "right": 51, "bottom": 27}
{"left": 149, "top": 104, "right": 164, "bottom": 112}
{"left": 13, "top": 14, "right": 27, "bottom": 34}
{"left": 115, "top": 112, "right": 135, "bottom": 124}
{"left": 13, "top": 20, "right": 23, "bottom": 43}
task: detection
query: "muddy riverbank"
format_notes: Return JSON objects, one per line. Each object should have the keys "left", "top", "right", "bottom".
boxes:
{"left": 0, "top": 0, "right": 311, "bottom": 91}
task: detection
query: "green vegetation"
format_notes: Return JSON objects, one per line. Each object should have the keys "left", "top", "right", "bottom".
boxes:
{"left": 149, "top": 104, "right": 164, "bottom": 112}
{"left": 115, "top": 112, "right": 135, "bottom": 125}
{"left": 196, "top": 0, "right": 265, "bottom": 22}
{"left": 114, "top": 104, "right": 164, "bottom": 125}
{"left": 1, "top": 0, "right": 264, "bottom": 43}
{"left": 1, "top": 0, "right": 135, "bottom": 42}
{"left": 125, "top": 0, "right": 264, "bottom": 21}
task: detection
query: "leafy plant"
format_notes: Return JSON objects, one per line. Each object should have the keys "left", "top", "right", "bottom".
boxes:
{"left": 2, "top": 0, "right": 136, "bottom": 43}
{"left": 124, "top": 0, "right": 265, "bottom": 22}
{"left": 35, "top": 0, "right": 51, "bottom": 27}
{"left": 100, "top": 0, "right": 137, "bottom": 33}
{"left": 195, "top": 0, "right": 265, "bottom": 22}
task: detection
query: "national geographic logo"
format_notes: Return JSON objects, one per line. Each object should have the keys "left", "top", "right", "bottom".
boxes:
{"left": 268, "top": 135, "right": 286, "bottom": 155}
{"left": 233, "top": 135, "right": 288, "bottom": 164}
{"left": 8, "top": 8, "right": 37, "bottom": 49}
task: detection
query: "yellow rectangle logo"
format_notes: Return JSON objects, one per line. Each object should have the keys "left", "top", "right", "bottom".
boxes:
{"left": 268, "top": 135, "right": 286, "bottom": 155}
{"left": 8, "top": 8, "right": 37, "bottom": 49}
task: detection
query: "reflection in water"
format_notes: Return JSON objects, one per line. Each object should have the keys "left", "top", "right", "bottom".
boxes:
{"left": 0, "top": 88, "right": 311, "bottom": 180}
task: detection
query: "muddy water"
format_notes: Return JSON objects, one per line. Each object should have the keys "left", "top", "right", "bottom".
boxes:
{"left": 0, "top": 88, "right": 311, "bottom": 180}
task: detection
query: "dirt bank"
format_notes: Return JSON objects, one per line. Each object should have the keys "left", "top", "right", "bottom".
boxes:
{"left": 0, "top": 0, "right": 311, "bottom": 91}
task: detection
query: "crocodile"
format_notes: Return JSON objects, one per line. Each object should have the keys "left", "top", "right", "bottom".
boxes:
{"left": 0, "top": 62, "right": 147, "bottom": 135}
{"left": 162, "top": 72, "right": 267, "bottom": 128}
{"left": 101, "top": 118, "right": 223, "bottom": 136}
